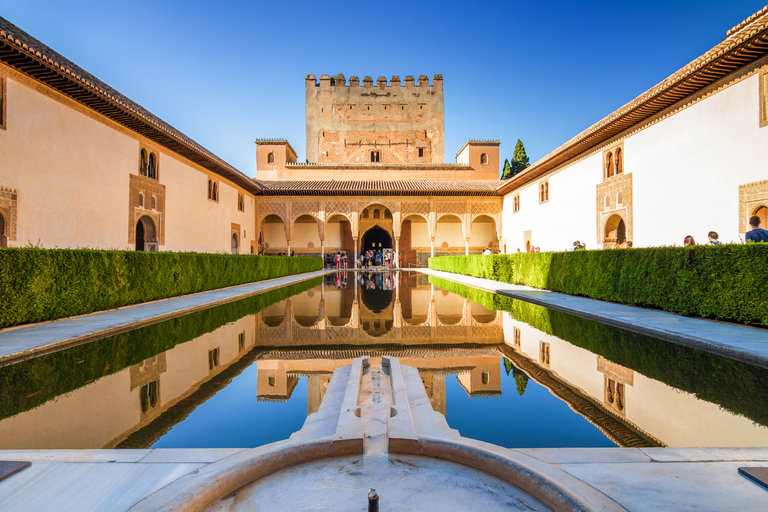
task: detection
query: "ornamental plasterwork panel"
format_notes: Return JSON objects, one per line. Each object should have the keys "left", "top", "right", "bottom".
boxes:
{"left": 128, "top": 174, "right": 165, "bottom": 245}
{"left": 470, "top": 200, "right": 501, "bottom": 215}
{"left": 436, "top": 201, "right": 466, "bottom": 215}
{"left": 325, "top": 200, "right": 353, "bottom": 220}
{"left": 291, "top": 201, "right": 320, "bottom": 221}
{"left": 596, "top": 173, "right": 633, "bottom": 248}
{"left": 739, "top": 179, "right": 768, "bottom": 233}
{"left": 258, "top": 201, "right": 287, "bottom": 223}
{"left": 358, "top": 200, "right": 395, "bottom": 213}
{"left": 597, "top": 356, "right": 634, "bottom": 386}
{"left": 401, "top": 201, "right": 430, "bottom": 217}
{"left": 0, "top": 186, "right": 18, "bottom": 242}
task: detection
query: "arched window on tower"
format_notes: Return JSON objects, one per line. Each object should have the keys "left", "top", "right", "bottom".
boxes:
{"left": 480, "top": 153, "right": 488, "bottom": 165}
{"left": 148, "top": 153, "right": 157, "bottom": 180}
{"left": 267, "top": 152, "right": 275, "bottom": 164}
{"left": 139, "top": 149, "right": 148, "bottom": 177}
{"left": 606, "top": 153, "right": 614, "bottom": 178}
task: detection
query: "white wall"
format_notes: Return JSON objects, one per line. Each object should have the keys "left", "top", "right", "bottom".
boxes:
{"left": 501, "top": 70, "right": 768, "bottom": 250}
{"left": 631, "top": 73, "right": 768, "bottom": 246}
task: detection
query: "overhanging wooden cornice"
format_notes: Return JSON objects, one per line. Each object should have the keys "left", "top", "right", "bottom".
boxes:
{"left": 498, "top": 7, "right": 768, "bottom": 195}
{"left": 0, "top": 17, "right": 262, "bottom": 194}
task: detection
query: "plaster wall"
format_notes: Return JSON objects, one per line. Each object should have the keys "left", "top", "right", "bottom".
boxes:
{"left": 0, "top": 77, "right": 134, "bottom": 249}
{"left": 0, "top": 73, "right": 256, "bottom": 253}
{"left": 161, "top": 155, "right": 255, "bottom": 253}
{"left": 501, "top": 153, "right": 601, "bottom": 252}
{"left": 290, "top": 221, "right": 321, "bottom": 252}
{"left": 629, "top": 72, "right": 768, "bottom": 246}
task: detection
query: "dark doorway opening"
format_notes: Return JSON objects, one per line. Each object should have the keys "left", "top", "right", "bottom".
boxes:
{"left": 361, "top": 225, "right": 392, "bottom": 252}
{"left": 0, "top": 213, "right": 6, "bottom": 248}
{"left": 135, "top": 216, "right": 158, "bottom": 251}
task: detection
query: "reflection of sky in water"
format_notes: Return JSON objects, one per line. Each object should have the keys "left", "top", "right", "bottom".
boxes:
{"left": 151, "top": 363, "right": 308, "bottom": 449}
{"left": 444, "top": 361, "right": 616, "bottom": 449}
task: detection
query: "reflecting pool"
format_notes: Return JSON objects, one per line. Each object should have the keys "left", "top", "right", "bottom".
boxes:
{"left": 1, "top": 271, "right": 766, "bottom": 450}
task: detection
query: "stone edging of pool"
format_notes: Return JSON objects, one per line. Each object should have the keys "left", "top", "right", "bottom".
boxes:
{"left": 0, "top": 269, "right": 337, "bottom": 368}
{"left": 416, "top": 268, "right": 768, "bottom": 370}
{"left": 128, "top": 357, "right": 623, "bottom": 512}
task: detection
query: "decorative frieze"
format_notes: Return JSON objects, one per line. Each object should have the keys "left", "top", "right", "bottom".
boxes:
{"left": 0, "top": 186, "right": 18, "bottom": 243}
{"left": 291, "top": 201, "right": 320, "bottom": 220}
{"left": 401, "top": 201, "right": 430, "bottom": 217}
{"left": 258, "top": 201, "right": 287, "bottom": 223}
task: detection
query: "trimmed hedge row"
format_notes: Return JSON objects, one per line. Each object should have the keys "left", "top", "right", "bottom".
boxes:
{"left": 0, "top": 277, "right": 321, "bottom": 421}
{"left": 429, "top": 244, "right": 768, "bottom": 326}
{"left": 429, "top": 276, "right": 768, "bottom": 427}
{"left": 0, "top": 248, "right": 322, "bottom": 328}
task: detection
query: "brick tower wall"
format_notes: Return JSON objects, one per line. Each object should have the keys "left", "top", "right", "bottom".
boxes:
{"left": 305, "top": 74, "right": 444, "bottom": 164}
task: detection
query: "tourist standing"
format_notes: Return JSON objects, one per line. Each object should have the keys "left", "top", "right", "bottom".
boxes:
{"left": 342, "top": 251, "right": 348, "bottom": 269}
{"left": 683, "top": 236, "right": 696, "bottom": 246}
{"left": 707, "top": 232, "right": 720, "bottom": 246}
{"left": 746, "top": 216, "right": 768, "bottom": 242}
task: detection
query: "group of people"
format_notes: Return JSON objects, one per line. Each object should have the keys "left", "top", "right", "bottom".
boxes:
{"left": 360, "top": 249, "right": 397, "bottom": 268}
{"left": 357, "top": 271, "right": 397, "bottom": 290}
{"left": 684, "top": 216, "right": 768, "bottom": 246}
{"left": 324, "top": 251, "right": 348, "bottom": 269}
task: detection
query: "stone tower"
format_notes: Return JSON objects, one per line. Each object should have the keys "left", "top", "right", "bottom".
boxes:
{"left": 305, "top": 74, "right": 444, "bottom": 164}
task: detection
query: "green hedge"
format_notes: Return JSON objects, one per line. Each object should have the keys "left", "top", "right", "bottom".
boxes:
{"left": 0, "top": 248, "right": 321, "bottom": 328}
{"left": 429, "top": 244, "right": 768, "bottom": 326}
{"left": 429, "top": 276, "right": 768, "bottom": 427}
{"left": 0, "top": 277, "right": 321, "bottom": 421}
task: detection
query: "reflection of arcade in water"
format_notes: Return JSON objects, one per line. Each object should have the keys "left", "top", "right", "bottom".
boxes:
{"left": 257, "top": 271, "right": 504, "bottom": 415}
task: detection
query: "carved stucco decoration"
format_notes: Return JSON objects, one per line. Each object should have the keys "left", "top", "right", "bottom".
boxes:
{"left": 401, "top": 201, "right": 430, "bottom": 218}
{"left": 258, "top": 201, "right": 287, "bottom": 224}
{"left": 291, "top": 201, "right": 320, "bottom": 221}
{"left": 128, "top": 174, "right": 165, "bottom": 245}
{"left": 0, "top": 186, "right": 18, "bottom": 242}
{"left": 325, "top": 200, "right": 354, "bottom": 221}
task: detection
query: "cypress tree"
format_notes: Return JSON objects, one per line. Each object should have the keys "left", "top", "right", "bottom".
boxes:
{"left": 510, "top": 139, "right": 530, "bottom": 177}
{"left": 501, "top": 159, "right": 512, "bottom": 180}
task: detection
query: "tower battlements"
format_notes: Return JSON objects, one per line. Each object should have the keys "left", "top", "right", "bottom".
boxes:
{"left": 306, "top": 74, "right": 442, "bottom": 90}
{"left": 305, "top": 73, "right": 445, "bottom": 165}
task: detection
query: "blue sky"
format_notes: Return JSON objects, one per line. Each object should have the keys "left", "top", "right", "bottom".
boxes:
{"left": 2, "top": 0, "right": 765, "bottom": 176}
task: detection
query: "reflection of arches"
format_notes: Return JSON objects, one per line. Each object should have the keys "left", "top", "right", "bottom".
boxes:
{"left": 471, "top": 303, "right": 497, "bottom": 324}
{"left": 135, "top": 215, "right": 157, "bottom": 251}
{"left": 231, "top": 233, "right": 239, "bottom": 254}
{"left": 361, "top": 225, "right": 393, "bottom": 251}
{"left": 604, "top": 214, "right": 626, "bottom": 247}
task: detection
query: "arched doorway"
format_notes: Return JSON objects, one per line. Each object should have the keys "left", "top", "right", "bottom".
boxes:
{"left": 604, "top": 214, "right": 626, "bottom": 248}
{"left": 231, "top": 233, "right": 239, "bottom": 254}
{"left": 135, "top": 216, "right": 158, "bottom": 251}
{"left": 361, "top": 225, "right": 393, "bottom": 252}
{"left": 754, "top": 206, "right": 768, "bottom": 230}
{"left": 0, "top": 213, "right": 6, "bottom": 248}
{"left": 260, "top": 214, "right": 287, "bottom": 254}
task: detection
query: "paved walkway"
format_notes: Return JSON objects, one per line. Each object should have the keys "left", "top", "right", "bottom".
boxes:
{"left": 0, "top": 269, "right": 334, "bottom": 367}
{"left": 417, "top": 268, "right": 768, "bottom": 369}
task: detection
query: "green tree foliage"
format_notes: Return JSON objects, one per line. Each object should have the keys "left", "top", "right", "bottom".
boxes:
{"left": 503, "top": 358, "right": 513, "bottom": 375}
{"left": 501, "top": 159, "right": 512, "bottom": 180}
{"left": 508, "top": 139, "right": 530, "bottom": 178}
{"left": 513, "top": 369, "right": 529, "bottom": 396}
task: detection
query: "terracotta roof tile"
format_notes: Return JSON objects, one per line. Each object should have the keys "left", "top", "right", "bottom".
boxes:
{"left": 0, "top": 17, "right": 261, "bottom": 193}
{"left": 256, "top": 180, "right": 500, "bottom": 196}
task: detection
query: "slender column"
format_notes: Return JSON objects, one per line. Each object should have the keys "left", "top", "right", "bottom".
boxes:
{"left": 395, "top": 237, "right": 400, "bottom": 268}
{"left": 430, "top": 237, "right": 435, "bottom": 258}
{"left": 320, "top": 238, "right": 324, "bottom": 263}
{"left": 286, "top": 240, "right": 291, "bottom": 256}
{"left": 465, "top": 238, "right": 470, "bottom": 255}
{"left": 353, "top": 237, "right": 359, "bottom": 268}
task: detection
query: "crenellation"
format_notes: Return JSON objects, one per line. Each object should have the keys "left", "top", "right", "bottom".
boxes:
{"left": 306, "top": 72, "right": 445, "bottom": 164}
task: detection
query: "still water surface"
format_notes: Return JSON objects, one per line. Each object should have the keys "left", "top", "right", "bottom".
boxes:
{"left": 1, "top": 271, "right": 766, "bottom": 450}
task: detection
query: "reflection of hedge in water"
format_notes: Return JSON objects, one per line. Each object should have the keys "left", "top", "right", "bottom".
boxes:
{"left": 0, "top": 278, "right": 321, "bottom": 421}
{"left": 429, "top": 245, "right": 768, "bottom": 326}
{"left": 429, "top": 276, "right": 768, "bottom": 427}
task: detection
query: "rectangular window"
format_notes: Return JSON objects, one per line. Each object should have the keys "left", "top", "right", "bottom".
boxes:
{"left": 513, "top": 194, "right": 520, "bottom": 213}
{"left": 761, "top": 66, "right": 768, "bottom": 128}
{"left": 237, "top": 192, "right": 244, "bottom": 212}
{"left": 418, "top": 148, "right": 424, "bottom": 158}
{"left": 208, "top": 348, "right": 220, "bottom": 370}
{"left": 371, "top": 151, "right": 380, "bottom": 163}
{"left": 539, "top": 341, "right": 550, "bottom": 366}
{"left": 539, "top": 181, "right": 549, "bottom": 204}
{"left": 238, "top": 331, "right": 245, "bottom": 352}
{"left": 513, "top": 327, "right": 521, "bottom": 346}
